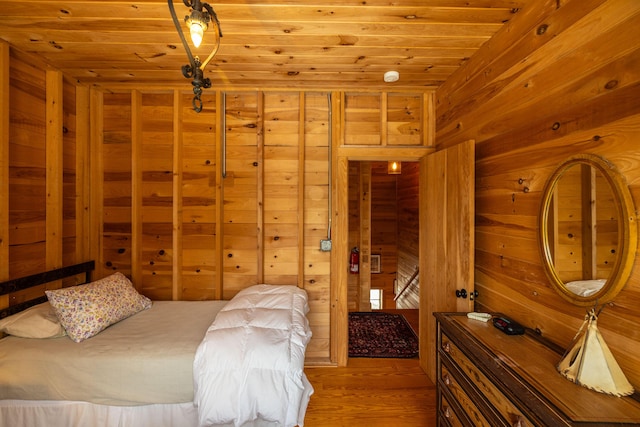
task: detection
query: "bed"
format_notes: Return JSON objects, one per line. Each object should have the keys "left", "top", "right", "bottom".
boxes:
{"left": 0, "top": 262, "right": 314, "bottom": 427}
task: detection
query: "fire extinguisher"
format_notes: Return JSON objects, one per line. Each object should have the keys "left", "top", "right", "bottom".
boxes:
{"left": 350, "top": 247, "right": 359, "bottom": 274}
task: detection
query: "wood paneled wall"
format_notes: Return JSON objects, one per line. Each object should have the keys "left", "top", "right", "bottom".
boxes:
{"left": 0, "top": 46, "right": 91, "bottom": 309}
{"left": 0, "top": 42, "right": 8, "bottom": 283}
{"left": 2, "top": 47, "right": 431, "bottom": 364}
{"left": 551, "top": 165, "right": 617, "bottom": 282}
{"left": 98, "top": 90, "right": 333, "bottom": 360}
{"left": 436, "top": 0, "right": 640, "bottom": 387}
{"left": 4, "top": 48, "right": 86, "bottom": 279}
{"left": 347, "top": 161, "right": 362, "bottom": 311}
{"left": 370, "top": 163, "right": 399, "bottom": 310}
{"left": 7, "top": 49, "right": 48, "bottom": 277}
{"left": 396, "top": 161, "right": 420, "bottom": 309}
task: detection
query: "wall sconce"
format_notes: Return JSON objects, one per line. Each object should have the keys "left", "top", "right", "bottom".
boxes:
{"left": 168, "top": 0, "right": 222, "bottom": 113}
{"left": 388, "top": 161, "right": 402, "bottom": 175}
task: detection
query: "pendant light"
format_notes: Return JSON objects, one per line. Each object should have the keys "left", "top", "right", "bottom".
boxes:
{"left": 168, "top": 0, "right": 222, "bottom": 112}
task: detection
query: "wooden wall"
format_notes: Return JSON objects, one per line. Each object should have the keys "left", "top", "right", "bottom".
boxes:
{"left": 347, "top": 161, "right": 361, "bottom": 311}
{"left": 3, "top": 47, "right": 86, "bottom": 279}
{"left": 6, "top": 50, "right": 49, "bottom": 276}
{"left": 549, "top": 164, "right": 617, "bottom": 283}
{"left": 370, "top": 162, "right": 399, "bottom": 310}
{"left": 396, "top": 161, "right": 420, "bottom": 309}
{"left": 436, "top": 0, "right": 640, "bottom": 388}
{"left": 2, "top": 49, "right": 431, "bottom": 364}
{"left": 98, "top": 90, "right": 333, "bottom": 360}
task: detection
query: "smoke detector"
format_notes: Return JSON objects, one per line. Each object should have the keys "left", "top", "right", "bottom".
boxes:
{"left": 384, "top": 71, "right": 399, "bottom": 83}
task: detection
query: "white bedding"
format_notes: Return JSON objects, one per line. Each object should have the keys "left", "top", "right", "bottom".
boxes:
{"left": 565, "top": 279, "right": 607, "bottom": 297}
{"left": 0, "top": 300, "right": 228, "bottom": 405}
{"left": 0, "top": 400, "right": 289, "bottom": 427}
{"left": 0, "top": 285, "right": 315, "bottom": 427}
{"left": 194, "top": 284, "right": 314, "bottom": 427}
{"left": 0, "top": 400, "right": 201, "bottom": 427}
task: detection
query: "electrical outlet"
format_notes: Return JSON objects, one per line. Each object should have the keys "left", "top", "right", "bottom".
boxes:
{"left": 320, "top": 239, "right": 332, "bottom": 251}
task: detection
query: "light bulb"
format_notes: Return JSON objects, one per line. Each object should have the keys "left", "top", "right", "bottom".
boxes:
{"left": 190, "top": 22, "right": 204, "bottom": 48}
{"left": 388, "top": 161, "right": 401, "bottom": 175}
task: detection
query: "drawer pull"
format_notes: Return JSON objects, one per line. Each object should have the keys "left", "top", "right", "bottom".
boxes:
{"left": 443, "top": 373, "right": 451, "bottom": 386}
{"left": 442, "top": 342, "right": 450, "bottom": 353}
{"left": 513, "top": 416, "right": 524, "bottom": 427}
{"left": 444, "top": 407, "right": 451, "bottom": 418}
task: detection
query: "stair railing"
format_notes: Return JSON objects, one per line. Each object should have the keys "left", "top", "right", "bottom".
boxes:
{"left": 394, "top": 267, "right": 419, "bottom": 302}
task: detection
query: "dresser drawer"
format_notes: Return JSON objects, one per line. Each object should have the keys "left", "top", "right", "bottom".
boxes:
{"left": 441, "top": 364, "right": 492, "bottom": 427}
{"left": 441, "top": 333, "right": 533, "bottom": 427}
{"left": 441, "top": 393, "right": 464, "bottom": 427}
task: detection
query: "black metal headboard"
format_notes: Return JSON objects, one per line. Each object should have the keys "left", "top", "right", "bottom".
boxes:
{"left": 0, "top": 261, "right": 95, "bottom": 319}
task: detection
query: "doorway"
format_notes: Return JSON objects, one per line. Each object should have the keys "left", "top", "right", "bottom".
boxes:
{"left": 332, "top": 141, "right": 474, "bottom": 376}
{"left": 347, "top": 160, "right": 420, "bottom": 342}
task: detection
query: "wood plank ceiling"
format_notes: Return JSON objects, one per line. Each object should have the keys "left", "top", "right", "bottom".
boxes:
{"left": 0, "top": 0, "right": 532, "bottom": 91}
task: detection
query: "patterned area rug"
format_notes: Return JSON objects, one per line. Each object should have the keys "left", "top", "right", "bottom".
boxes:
{"left": 348, "top": 312, "right": 419, "bottom": 358}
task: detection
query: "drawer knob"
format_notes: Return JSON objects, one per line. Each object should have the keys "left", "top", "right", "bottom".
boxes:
{"left": 443, "top": 374, "right": 451, "bottom": 385}
{"left": 444, "top": 407, "right": 451, "bottom": 418}
{"left": 513, "top": 416, "right": 524, "bottom": 427}
{"left": 442, "top": 342, "right": 450, "bottom": 353}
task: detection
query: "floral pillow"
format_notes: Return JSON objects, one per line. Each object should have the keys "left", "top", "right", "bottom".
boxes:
{"left": 45, "top": 272, "right": 152, "bottom": 343}
{"left": 0, "top": 302, "right": 66, "bottom": 339}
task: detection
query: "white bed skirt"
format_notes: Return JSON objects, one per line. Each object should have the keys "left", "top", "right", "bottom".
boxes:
{"left": 0, "top": 400, "right": 284, "bottom": 427}
{"left": 0, "top": 400, "right": 198, "bottom": 427}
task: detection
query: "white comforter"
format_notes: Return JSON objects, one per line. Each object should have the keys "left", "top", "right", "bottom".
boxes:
{"left": 193, "top": 284, "right": 314, "bottom": 427}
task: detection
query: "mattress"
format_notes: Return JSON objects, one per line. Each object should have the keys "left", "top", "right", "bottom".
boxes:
{"left": 0, "top": 300, "right": 228, "bottom": 406}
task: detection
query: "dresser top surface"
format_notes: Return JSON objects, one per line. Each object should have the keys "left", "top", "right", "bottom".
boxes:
{"left": 436, "top": 312, "right": 640, "bottom": 424}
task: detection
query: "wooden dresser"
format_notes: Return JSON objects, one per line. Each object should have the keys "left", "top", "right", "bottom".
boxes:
{"left": 434, "top": 312, "right": 640, "bottom": 426}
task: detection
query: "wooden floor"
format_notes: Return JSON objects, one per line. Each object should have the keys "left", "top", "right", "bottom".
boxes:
{"left": 304, "top": 357, "right": 437, "bottom": 427}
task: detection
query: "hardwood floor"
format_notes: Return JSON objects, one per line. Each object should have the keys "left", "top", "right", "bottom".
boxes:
{"left": 304, "top": 357, "right": 437, "bottom": 427}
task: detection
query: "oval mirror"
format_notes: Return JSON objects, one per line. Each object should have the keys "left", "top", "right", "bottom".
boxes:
{"left": 539, "top": 154, "right": 637, "bottom": 306}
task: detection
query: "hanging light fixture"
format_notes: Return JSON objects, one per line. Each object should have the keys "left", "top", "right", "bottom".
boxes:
{"left": 388, "top": 161, "right": 402, "bottom": 175}
{"left": 168, "top": 0, "right": 222, "bottom": 112}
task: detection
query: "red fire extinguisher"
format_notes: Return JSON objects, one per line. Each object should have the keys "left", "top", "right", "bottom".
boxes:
{"left": 350, "top": 247, "right": 359, "bottom": 274}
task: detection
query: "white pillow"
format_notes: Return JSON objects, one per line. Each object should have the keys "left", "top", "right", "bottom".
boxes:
{"left": 0, "top": 302, "right": 66, "bottom": 338}
{"left": 46, "top": 272, "right": 152, "bottom": 343}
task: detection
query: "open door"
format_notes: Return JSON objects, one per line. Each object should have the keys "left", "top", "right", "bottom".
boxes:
{"left": 419, "top": 139, "right": 474, "bottom": 382}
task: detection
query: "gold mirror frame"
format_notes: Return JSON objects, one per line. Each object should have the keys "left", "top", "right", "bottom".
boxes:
{"left": 539, "top": 154, "right": 637, "bottom": 306}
